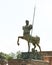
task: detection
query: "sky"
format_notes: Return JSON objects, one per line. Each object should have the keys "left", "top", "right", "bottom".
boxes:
{"left": 0, "top": 0, "right": 52, "bottom": 53}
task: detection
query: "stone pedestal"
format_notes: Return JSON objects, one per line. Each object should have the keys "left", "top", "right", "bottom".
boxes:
{"left": 21, "top": 52, "right": 42, "bottom": 60}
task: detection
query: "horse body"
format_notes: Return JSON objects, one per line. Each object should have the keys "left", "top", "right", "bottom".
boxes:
{"left": 17, "top": 35, "right": 41, "bottom": 52}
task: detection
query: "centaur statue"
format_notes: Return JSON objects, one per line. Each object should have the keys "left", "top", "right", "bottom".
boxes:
{"left": 17, "top": 20, "right": 41, "bottom": 52}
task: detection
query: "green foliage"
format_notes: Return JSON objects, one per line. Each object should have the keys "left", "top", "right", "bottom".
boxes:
{"left": 0, "top": 52, "right": 13, "bottom": 60}
{"left": 5, "top": 54, "right": 13, "bottom": 60}
{"left": 0, "top": 51, "right": 22, "bottom": 60}
{"left": 16, "top": 51, "right": 22, "bottom": 59}
{"left": 0, "top": 52, "right": 6, "bottom": 59}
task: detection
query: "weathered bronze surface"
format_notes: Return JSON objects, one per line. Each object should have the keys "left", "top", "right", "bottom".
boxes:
{"left": 17, "top": 20, "right": 41, "bottom": 52}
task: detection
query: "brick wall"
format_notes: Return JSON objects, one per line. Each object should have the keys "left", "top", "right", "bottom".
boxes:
{"left": 0, "top": 60, "right": 7, "bottom": 65}
{"left": 41, "top": 51, "right": 52, "bottom": 56}
{"left": 8, "top": 59, "right": 49, "bottom": 65}
{"left": 43, "top": 56, "right": 52, "bottom": 65}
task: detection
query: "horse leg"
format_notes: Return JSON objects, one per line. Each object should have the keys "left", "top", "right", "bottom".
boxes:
{"left": 37, "top": 44, "right": 41, "bottom": 52}
{"left": 17, "top": 37, "right": 20, "bottom": 45}
{"left": 17, "top": 36, "right": 23, "bottom": 45}
{"left": 28, "top": 42, "right": 30, "bottom": 52}
{"left": 34, "top": 44, "right": 36, "bottom": 50}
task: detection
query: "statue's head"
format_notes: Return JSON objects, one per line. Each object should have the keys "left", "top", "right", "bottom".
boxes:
{"left": 25, "top": 20, "right": 29, "bottom": 25}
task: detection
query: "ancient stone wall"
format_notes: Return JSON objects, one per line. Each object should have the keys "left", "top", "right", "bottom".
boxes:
{"left": 43, "top": 56, "right": 52, "bottom": 65}
{"left": 8, "top": 59, "right": 49, "bottom": 65}
{"left": 0, "top": 60, "right": 7, "bottom": 65}
{"left": 41, "top": 51, "right": 52, "bottom": 56}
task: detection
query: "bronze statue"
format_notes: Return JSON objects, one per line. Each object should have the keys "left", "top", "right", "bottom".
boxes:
{"left": 17, "top": 20, "right": 41, "bottom": 52}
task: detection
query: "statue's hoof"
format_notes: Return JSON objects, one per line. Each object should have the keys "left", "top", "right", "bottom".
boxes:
{"left": 17, "top": 41, "right": 19, "bottom": 45}
{"left": 17, "top": 42, "right": 19, "bottom": 46}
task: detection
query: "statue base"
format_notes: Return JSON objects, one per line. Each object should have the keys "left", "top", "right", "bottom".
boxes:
{"left": 21, "top": 51, "right": 42, "bottom": 60}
